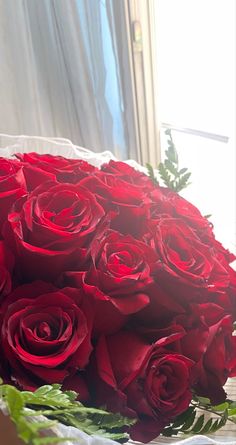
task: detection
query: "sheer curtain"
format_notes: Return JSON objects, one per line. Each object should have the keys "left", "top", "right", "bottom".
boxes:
{"left": 0, "top": 0, "right": 137, "bottom": 159}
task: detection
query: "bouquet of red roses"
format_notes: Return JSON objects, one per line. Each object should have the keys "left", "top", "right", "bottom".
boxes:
{"left": 0, "top": 141, "right": 236, "bottom": 444}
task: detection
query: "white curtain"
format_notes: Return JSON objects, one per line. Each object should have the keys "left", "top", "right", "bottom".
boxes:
{"left": 0, "top": 0, "right": 137, "bottom": 159}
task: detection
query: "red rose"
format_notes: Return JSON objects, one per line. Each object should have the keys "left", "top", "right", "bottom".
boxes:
{"left": 132, "top": 282, "right": 185, "bottom": 328}
{"left": 80, "top": 172, "right": 150, "bottom": 237}
{"left": 173, "top": 304, "right": 224, "bottom": 362}
{"left": 90, "top": 330, "right": 193, "bottom": 443}
{"left": 228, "top": 267, "right": 236, "bottom": 317}
{"left": 62, "top": 373, "right": 90, "bottom": 403}
{"left": 207, "top": 254, "right": 236, "bottom": 315}
{"left": 0, "top": 158, "right": 26, "bottom": 234}
{"left": 0, "top": 241, "right": 14, "bottom": 300}
{"left": 63, "top": 230, "right": 157, "bottom": 335}
{"left": 101, "top": 160, "right": 154, "bottom": 191}
{"left": 0, "top": 282, "right": 93, "bottom": 390}
{"left": 151, "top": 188, "right": 212, "bottom": 235}
{"left": 16, "top": 152, "right": 98, "bottom": 184}
{"left": 22, "top": 164, "right": 57, "bottom": 192}
{"left": 5, "top": 181, "right": 105, "bottom": 281}
{"left": 157, "top": 304, "right": 236, "bottom": 404}
{"left": 190, "top": 309, "right": 236, "bottom": 404}
{"left": 148, "top": 218, "right": 229, "bottom": 303}
{"left": 150, "top": 188, "right": 236, "bottom": 264}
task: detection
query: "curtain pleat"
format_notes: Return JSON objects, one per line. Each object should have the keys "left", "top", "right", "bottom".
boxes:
{"left": 0, "top": 0, "right": 137, "bottom": 159}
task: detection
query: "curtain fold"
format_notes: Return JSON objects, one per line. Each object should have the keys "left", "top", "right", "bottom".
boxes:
{"left": 0, "top": 0, "right": 137, "bottom": 159}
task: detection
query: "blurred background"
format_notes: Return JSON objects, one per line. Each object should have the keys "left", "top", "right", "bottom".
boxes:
{"left": 0, "top": 0, "right": 235, "bottom": 252}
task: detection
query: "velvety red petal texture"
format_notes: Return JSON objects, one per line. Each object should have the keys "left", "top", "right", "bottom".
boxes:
{"left": 101, "top": 160, "right": 154, "bottom": 192}
{"left": 0, "top": 158, "right": 27, "bottom": 234}
{"left": 0, "top": 241, "right": 14, "bottom": 300}
{"left": 16, "top": 152, "right": 98, "bottom": 184}
{"left": 80, "top": 172, "right": 151, "bottom": 237}
{"left": 147, "top": 218, "right": 230, "bottom": 305}
{"left": 89, "top": 330, "right": 193, "bottom": 443}
{"left": 5, "top": 182, "right": 105, "bottom": 281}
{"left": 0, "top": 282, "right": 93, "bottom": 391}
{"left": 62, "top": 230, "right": 158, "bottom": 334}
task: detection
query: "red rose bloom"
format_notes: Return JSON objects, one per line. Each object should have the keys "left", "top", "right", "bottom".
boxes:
{"left": 157, "top": 304, "right": 236, "bottom": 404}
{"left": 90, "top": 330, "right": 193, "bottom": 443}
{"left": 16, "top": 152, "right": 98, "bottom": 184}
{"left": 63, "top": 230, "right": 157, "bottom": 335}
{"left": 0, "top": 157, "right": 26, "bottom": 234}
{"left": 0, "top": 282, "right": 93, "bottom": 390}
{"left": 148, "top": 218, "right": 229, "bottom": 303}
{"left": 80, "top": 172, "right": 150, "bottom": 237}
{"left": 191, "top": 310, "right": 236, "bottom": 404}
{"left": 5, "top": 181, "right": 105, "bottom": 281}
{"left": 150, "top": 187, "right": 236, "bottom": 264}
{"left": 132, "top": 282, "right": 185, "bottom": 328}
{"left": 150, "top": 188, "right": 213, "bottom": 236}
{"left": 101, "top": 160, "right": 154, "bottom": 191}
{"left": 0, "top": 241, "right": 14, "bottom": 300}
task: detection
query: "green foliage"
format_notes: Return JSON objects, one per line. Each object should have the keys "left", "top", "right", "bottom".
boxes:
{"left": 1, "top": 371, "right": 236, "bottom": 442}
{"left": 203, "top": 214, "right": 212, "bottom": 219}
{"left": 0, "top": 381, "right": 135, "bottom": 444}
{"left": 162, "top": 395, "right": 236, "bottom": 437}
{"left": 146, "top": 129, "right": 191, "bottom": 192}
{"left": 146, "top": 163, "right": 159, "bottom": 184}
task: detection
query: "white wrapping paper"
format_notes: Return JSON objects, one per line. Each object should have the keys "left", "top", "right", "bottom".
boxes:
{"left": 0, "top": 134, "right": 235, "bottom": 445}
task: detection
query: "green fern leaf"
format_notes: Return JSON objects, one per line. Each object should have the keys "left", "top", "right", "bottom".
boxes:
{"left": 191, "top": 414, "right": 205, "bottom": 433}
{"left": 6, "top": 386, "right": 25, "bottom": 421}
{"left": 146, "top": 163, "right": 158, "bottom": 184}
{"left": 200, "top": 418, "right": 213, "bottom": 434}
{"left": 164, "top": 159, "right": 179, "bottom": 176}
{"left": 181, "top": 411, "right": 196, "bottom": 431}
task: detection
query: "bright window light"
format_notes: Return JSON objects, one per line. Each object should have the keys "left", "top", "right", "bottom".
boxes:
{"left": 155, "top": 0, "right": 236, "bottom": 253}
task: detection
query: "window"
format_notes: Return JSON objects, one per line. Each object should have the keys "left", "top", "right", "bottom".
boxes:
{"left": 153, "top": 0, "right": 236, "bottom": 252}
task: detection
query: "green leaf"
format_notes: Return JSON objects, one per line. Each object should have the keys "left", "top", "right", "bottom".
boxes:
{"left": 152, "top": 130, "right": 192, "bottom": 192}
{"left": 178, "top": 167, "right": 188, "bottom": 175}
{"left": 165, "top": 128, "right": 171, "bottom": 137}
{"left": 203, "top": 214, "right": 212, "bottom": 219}
{"left": 158, "top": 162, "right": 172, "bottom": 187}
{"left": 199, "top": 417, "right": 213, "bottom": 434}
{"left": 17, "top": 417, "right": 33, "bottom": 442}
{"left": 218, "top": 412, "right": 228, "bottom": 427}
{"left": 191, "top": 414, "right": 205, "bottom": 433}
{"left": 228, "top": 400, "right": 236, "bottom": 409}
{"left": 210, "top": 419, "right": 221, "bottom": 433}
{"left": 22, "top": 384, "right": 76, "bottom": 408}
{"left": 212, "top": 402, "right": 229, "bottom": 412}
{"left": 34, "top": 385, "right": 56, "bottom": 395}
{"left": 181, "top": 411, "right": 196, "bottom": 431}
{"left": 164, "top": 159, "right": 179, "bottom": 176}
{"left": 172, "top": 406, "right": 195, "bottom": 428}
{"left": 166, "top": 146, "right": 178, "bottom": 164}
{"left": 194, "top": 395, "right": 211, "bottom": 405}
{"left": 162, "top": 427, "right": 179, "bottom": 437}
{"left": 175, "top": 172, "right": 191, "bottom": 192}
{"left": 6, "top": 386, "right": 24, "bottom": 421}
{"left": 63, "top": 390, "right": 78, "bottom": 402}
{"left": 0, "top": 379, "right": 133, "bottom": 444}
{"left": 146, "top": 163, "right": 158, "bottom": 184}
